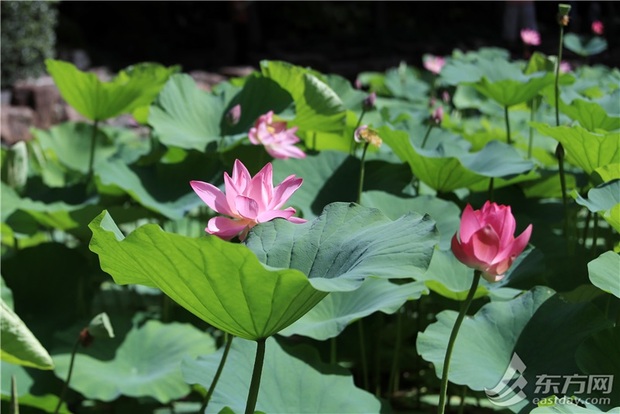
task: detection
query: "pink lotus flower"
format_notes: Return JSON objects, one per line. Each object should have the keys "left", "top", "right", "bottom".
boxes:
{"left": 190, "top": 159, "right": 306, "bottom": 241}
{"left": 431, "top": 106, "right": 444, "bottom": 125}
{"left": 592, "top": 20, "right": 604, "bottom": 35}
{"left": 423, "top": 55, "right": 446, "bottom": 75}
{"left": 559, "top": 61, "right": 572, "bottom": 73}
{"left": 520, "top": 28, "right": 541, "bottom": 46}
{"left": 451, "top": 201, "right": 532, "bottom": 282}
{"left": 248, "top": 111, "right": 306, "bottom": 159}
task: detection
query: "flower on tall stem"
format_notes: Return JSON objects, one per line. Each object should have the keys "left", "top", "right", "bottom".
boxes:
{"left": 520, "top": 28, "right": 541, "bottom": 46}
{"left": 436, "top": 201, "right": 532, "bottom": 414}
{"left": 451, "top": 201, "right": 533, "bottom": 282}
{"left": 423, "top": 54, "right": 446, "bottom": 75}
{"left": 559, "top": 61, "right": 572, "bottom": 73}
{"left": 190, "top": 159, "right": 305, "bottom": 241}
{"left": 248, "top": 111, "right": 306, "bottom": 159}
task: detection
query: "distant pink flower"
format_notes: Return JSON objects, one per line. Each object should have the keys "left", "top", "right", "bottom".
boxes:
{"left": 442, "top": 90, "right": 451, "bottom": 103}
{"left": 248, "top": 111, "right": 306, "bottom": 159}
{"left": 431, "top": 106, "right": 444, "bottom": 125}
{"left": 190, "top": 159, "right": 305, "bottom": 241}
{"left": 520, "top": 29, "right": 541, "bottom": 46}
{"left": 559, "top": 61, "right": 572, "bottom": 73}
{"left": 451, "top": 201, "right": 532, "bottom": 282}
{"left": 226, "top": 104, "right": 241, "bottom": 126}
{"left": 423, "top": 55, "right": 446, "bottom": 75}
{"left": 592, "top": 20, "right": 604, "bottom": 35}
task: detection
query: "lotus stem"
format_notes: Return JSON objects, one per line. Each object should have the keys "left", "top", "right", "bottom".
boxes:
{"left": 458, "top": 385, "right": 468, "bottom": 414}
{"left": 86, "top": 120, "right": 100, "bottom": 185}
{"left": 358, "top": 319, "right": 369, "bottom": 390}
{"left": 10, "top": 375, "right": 18, "bottom": 414}
{"left": 54, "top": 337, "right": 81, "bottom": 414}
{"left": 488, "top": 178, "right": 495, "bottom": 202}
{"left": 437, "top": 270, "right": 481, "bottom": 414}
{"left": 201, "top": 334, "right": 234, "bottom": 413}
{"left": 421, "top": 124, "right": 433, "bottom": 149}
{"left": 555, "top": 14, "right": 570, "bottom": 240}
{"left": 528, "top": 99, "right": 537, "bottom": 159}
{"left": 504, "top": 105, "right": 512, "bottom": 145}
{"left": 357, "top": 142, "right": 370, "bottom": 205}
{"left": 582, "top": 210, "right": 592, "bottom": 247}
{"left": 244, "top": 338, "right": 266, "bottom": 414}
{"left": 388, "top": 306, "right": 404, "bottom": 394}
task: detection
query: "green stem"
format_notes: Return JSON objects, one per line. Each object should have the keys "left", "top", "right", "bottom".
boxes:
{"left": 201, "top": 334, "right": 234, "bottom": 413}
{"left": 388, "top": 307, "right": 403, "bottom": 394}
{"left": 528, "top": 99, "right": 537, "bottom": 159}
{"left": 582, "top": 210, "right": 592, "bottom": 247}
{"left": 591, "top": 213, "right": 599, "bottom": 258}
{"left": 504, "top": 106, "right": 512, "bottom": 145}
{"left": 54, "top": 338, "right": 81, "bottom": 414}
{"left": 488, "top": 178, "right": 495, "bottom": 202}
{"left": 330, "top": 337, "right": 337, "bottom": 365}
{"left": 555, "top": 19, "right": 570, "bottom": 241}
{"left": 244, "top": 338, "right": 266, "bottom": 414}
{"left": 357, "top": 143, "right": 369, "bottom": 204}
{"left": 86, "top": 120, "right": 100, "bottom": 185}
{"left": 10, "top": 375, "right": 18, "bottom": 414}
{"left": 437, "top": 271, "right": 481, "bottom": 414}
{"left": 421, "top": 124, "right": 433, "bottom": 149}
{"left": 457, "top": 385, "right": 468, "bottom": 414}
{"left": 358, "top": 319, "right": 369, "bottom": 390}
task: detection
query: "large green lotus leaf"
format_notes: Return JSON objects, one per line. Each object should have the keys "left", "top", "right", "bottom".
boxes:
{"left": 53, "top": 320, "right": 215, "bottom": 403}
{"left": 45, "top": 59, "right": 168, "bottom": 121}
{"left": 532, "top": 405, "right": 619, "bottom": 414}
{"left": 181, "top": 337, "right": 383, "bottom": 413}
{"left": 559, "top": 97, "right": 620, "bottom": 132}
{"left": 0, "top": 362, "right": 70, "bottom": 413}
{"left": 593, "top": 164, "right": 620, "bottom": 184}
{"left": 379, "top": 126, "right": 486, "bottom": 191}
{"left": 122, "top": 62, "right": 181, "bottom": 124}
{"left": 384, "top": 64, "right": 429, "bottom": 102}
{"left": 33, "top": 122, "right": 116, "bottom": 174}
{"left": 532, "top": 123, "right": 620, "bottom": 175}
{"left": 440, "top": 57, "right": 525, "bottom": 85}
{"left": 279, "top": 278, "right": 428, "bottom": 340}
{"left": 95, "top": 151, "right": 219, "bottom": 220}
{"left": 0, "top": 299, "right": 53, "bottom": 370}
{"left": 588, "top": 251, "right": 620, "bottom": 298}
{"left": 1, "top": 182, "right": 100, "bottom": 231}
{"left": 260, "top": 60, "right": 346, "bottom": 134}
{"left": 417, "top": 287, "right": 555, "bottom": 393}
{"left": 564, "top": 33, "right": 608, "bottom": 57}
{"left": 513, "top": 295, "right": 614, "bottom": 413}
{"left": 361, "top": 191, "right": 460, "bottom": 250}
{"left": 324, "top": 73, "right": 367, "bottom": 110}
{"left": 245, "top": 202, "right": 438, "bottom": 292}
{"left": 458, "top": 140, "right": 535, "bottom": 178}
{"left": 149, "top": 74, "right": 225, "bottom": 151}
{"left": 577, "top": 327, "right": 620, "bottom": 384}
{"left": 573, "top": 180, "right": 620, "bottom": 212}
{"left": 222, "top": 74, "right": 293, "bottom": 136}
{"left": 272, "top": 151, "right": 412, "bottom": 220}
{"left": 472, "top": 73, "right": 555, "bottom": 107}
{"left": 89, "top": 211, "right": 327, "bottom": 340}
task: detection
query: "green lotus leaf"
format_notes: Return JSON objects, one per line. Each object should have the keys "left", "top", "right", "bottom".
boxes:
{"left": 576, "top": 327, "right": 620, "bottom": 386}
{"left": 440, "top": 57, "right": 525, "bottom": 85}
{"left": 532, "top": 123, "right": 620, "bottom": 175}
{"left": 279, "top": 278, "right": 428, "bottom": 340}
{"left": 384, "top": 64, "right": 429, "bottom": 102}
{"left": 45, "top": 59, "right": 173, "bottom": 121}
{"left": 0, "top": 299, "right": 54, "bottom": 370}
{"left": 417, "top": 286, "right": 555, "bottom": 394}
{"left": 272, "top": 151, "right": 412, "bottom": 220}
{"left": 181, "top": 337, "right": 383, "bottom": 413}
{"left": 531, "top": 404, "right": 619, "bottom": 414}
{"left": 564, "top": 33, "right": 608, "bottom": 57}
{"left": 588, "top": 251, "right": 620, "bottom": 298}
{"left": 53, "top": 320, "right": 215, "bottom": 403}
{"left": 361, "top": 191, "right": 461, "bottom": 250}
{"left": 88, "top": 211, "right": 327, "bottom": 340}
{"left": 260, "top": 60, "right": 346, "bottom": 134}
{"left": 559, "top": 96, "right": 620, "bottom": 132}
{"left": 573, "top": 180, "right": 620, "bottom": 217}
{"left": 245, "top": 202, "right": 438, "bottom": 292}
{"left": 149, "top": 74, "right": 225, "bottom": 151}
{"left": 472, "top": 73, "right": 555, "bottom": 107}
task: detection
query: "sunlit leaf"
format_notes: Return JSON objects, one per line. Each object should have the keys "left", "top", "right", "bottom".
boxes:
{"left": 182, "top": 337, "right": 383, "bottom": 413}
{"left": 588, "top": 251, "right": 620, "bottom": 298}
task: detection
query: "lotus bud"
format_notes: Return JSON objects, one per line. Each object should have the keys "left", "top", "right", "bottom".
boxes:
{"left": 226, "top": 104, "right": 242, "bottom": 126}
{"left": 431, "top": 106, "right": 444, "bottom": 125}
{"left": 363, "top": 92, "right": 376, "bottom": 111}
